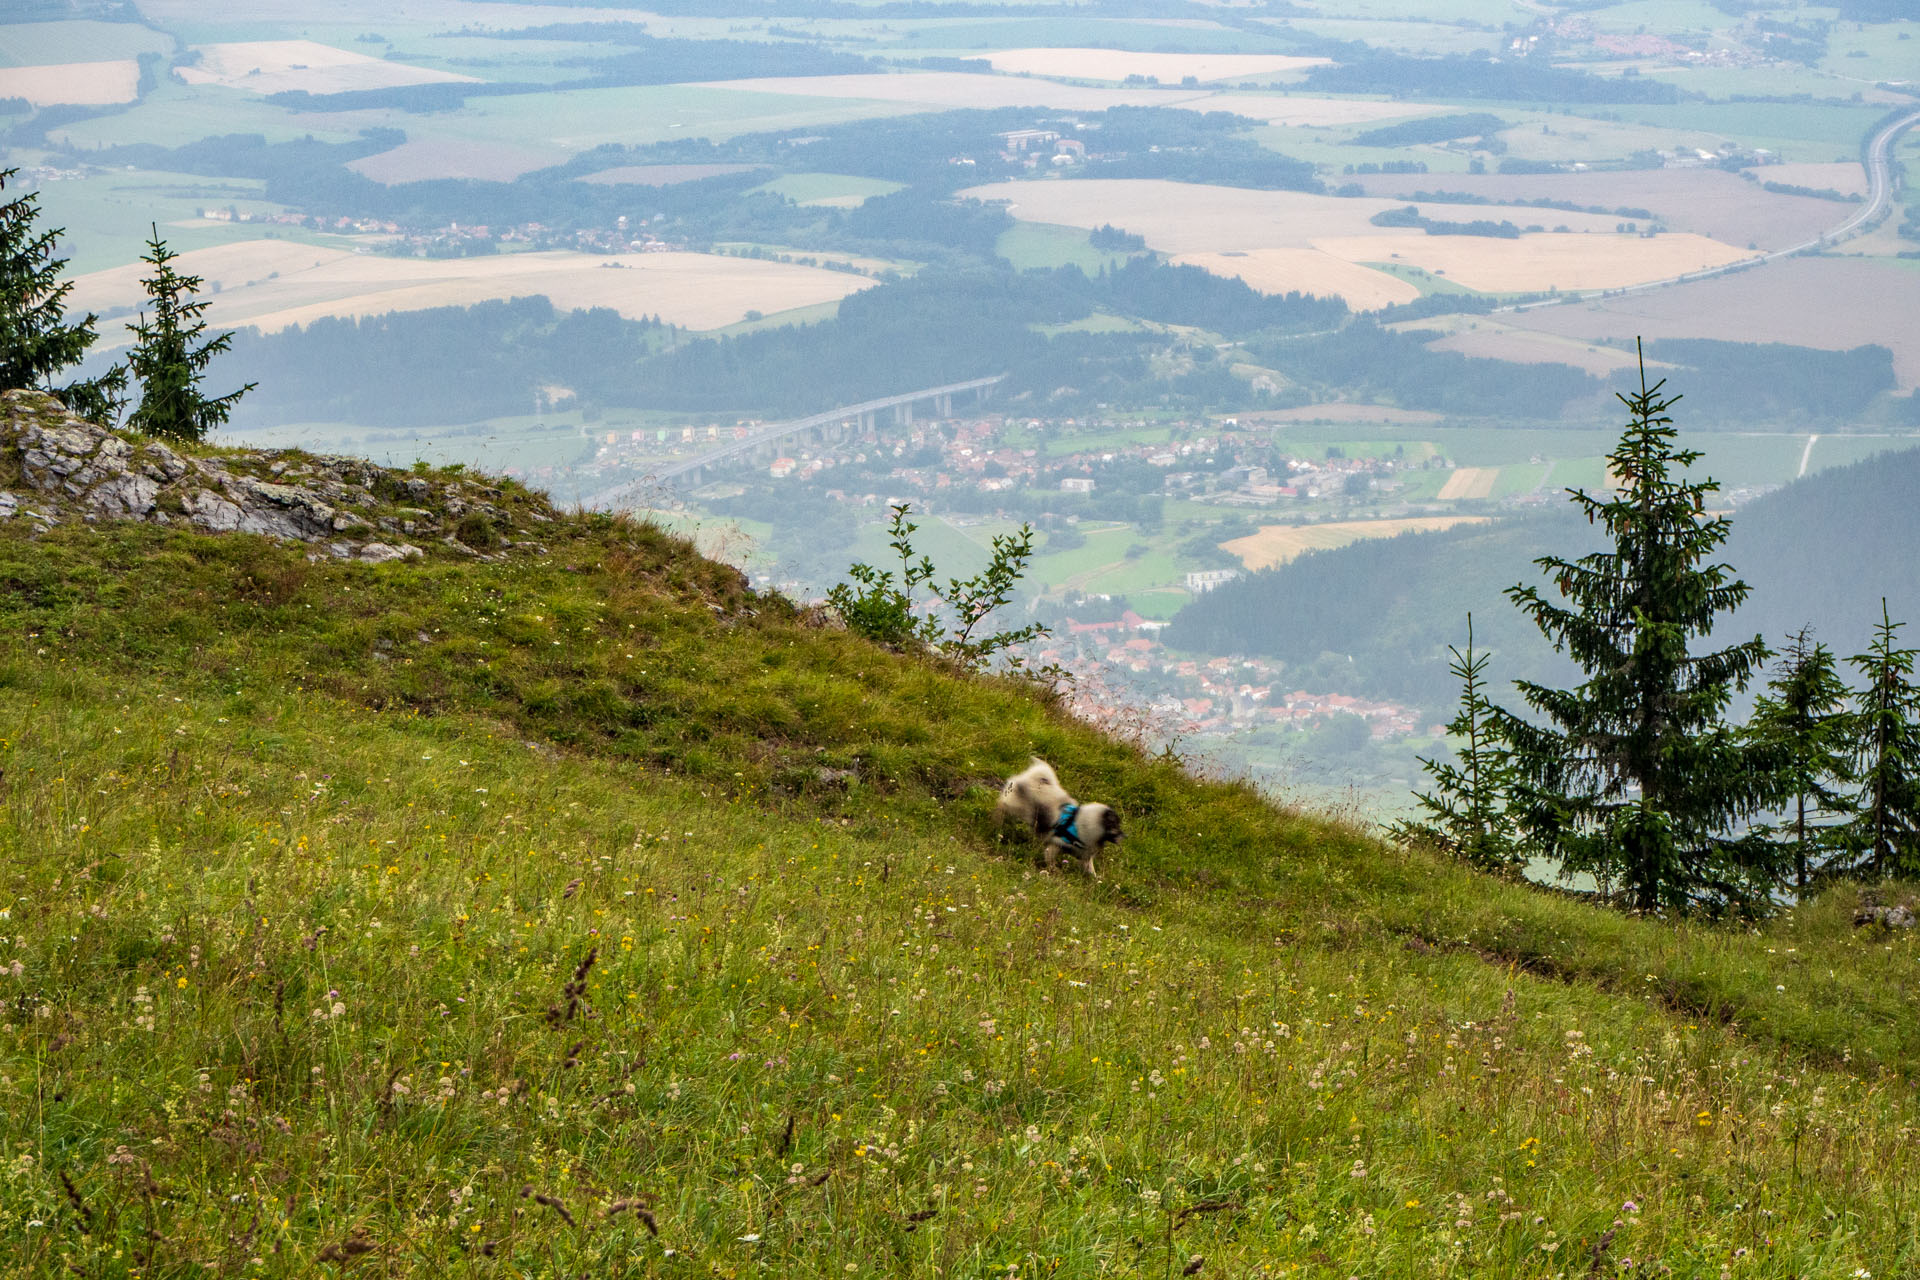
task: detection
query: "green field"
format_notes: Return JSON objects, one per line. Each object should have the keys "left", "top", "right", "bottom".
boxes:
{"left": 48, "top": 81, "right": 365, "bottom": 150}
{"left": 1603, "top": 101, "right": 1887, "bottom": 161}
{"left": 1643, "top": 63, "right": 1878, "bottom": 102}
{"left": 1358, "top": 259, "right": 1484, "bottom": 297}
{"left": 0, "top": 19, "right": 174, "bottom": 66}
{"left": 24, "top": 168, "right": 340, "bottom": 275}
{"left": 1031, "top": 310, "right": 1147, "bottom": 336}
{"left": 754, "top": 172, "right": 905, "bottom": 206}
{"left": 876, "top": 17, "right": 1303, "bottom": 53}
{"left": 1822, "top": 21, "right": 1920, "bottom": 82}
{"left": 995, "top": 221, "right": 1147, "bottom": 274}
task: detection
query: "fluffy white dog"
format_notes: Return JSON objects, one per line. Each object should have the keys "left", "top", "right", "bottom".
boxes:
{"left": 995, "top": 758, "right": 1122, "bottom": 878}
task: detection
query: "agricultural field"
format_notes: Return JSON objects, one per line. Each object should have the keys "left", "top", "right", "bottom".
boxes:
{"left": 1318, "top": 229, "right": 1749, "bottom": 294}
{"left": 64, "top": 241, "right": 878, "bottom": 337}
{"left": 1193, "top": 95, "right": 1439, "bottom": 127}
{"left": 982, "top": 48, "right": 1328, "bottom": 83}
{"left": 578, "top": 163, "right": 769, "bottom": 187}
{"left": 1171, "top": 249, "right": 1421, "bottom": 310}
{"left": 864, "top": 15, "right": 1311, "bottom": 53}
{"left": 1350, "top": 168, "right": 1853, "bottom": 252}
{"left": 0, "top": 19, "right": 173, "bottom": 66}
{"left": 996, "top": 222, "right": 1145, "bottom": 274}
{"left": 0, "top": 60, "right": 139, "bottom": 107}
{"left": 967, "top": 178, "right": 1751, "bottom": 300}
{"left": 1222, "top": 516, "right": 1492, "bottom": 570}
{"left": 696, "top": 70, "right": 1217, "bottom": 113}
{"left": 24, "top": 169, "right": 332, "bottom": 275}
{"left": 1506, "top": 258, "right": 1920, "bottom": 391}
{"left": 350, "top": 139, "right": 569, "bottom": 184}
{"left": 44, "top": 79, "right": 365, "bottom": 149}
{"left": 1434, "top": 466, "right": 1498, "bottom": 500}
{"left": 1409, "top": 318, "right": 1657, "bottom": 377}
{"left": 175, "top": 39, "right": 478, "bottom": 95}
{"left": 963, "top": 179, "right": 1621, "bottom": 255}
{"left": 404, "top": 82, "right": 925, "bottom": 156}
{"left": 1607, "top": 101, "right": 1888, "bottom": 163}
{"left": 752, "top": 172, "right": 905, "bottom": 208}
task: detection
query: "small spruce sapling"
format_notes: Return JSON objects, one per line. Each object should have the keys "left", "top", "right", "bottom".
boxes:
{"left": 1837, "top": 601, "right": 1920, "bottom": 879}
{"left": 124, "top": 226, "right": 255, "bottom": 442}
{"left": 0, "top": 167, "right": 125, "bottom": 423}
{"left": 1746, "top": 626, "right": 1855, "bottom": 892}
{"left": 1396, "top": 614, "right": 1522, "bottom": 873}
{"left": 829, "top": 502, "right": 1047, "bottom": 670}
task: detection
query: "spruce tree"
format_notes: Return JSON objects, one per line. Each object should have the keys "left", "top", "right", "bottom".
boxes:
{"left": 1747, "top": 627, "right": 1855, "bottom": 892}
{"left": 1396, "top": 614, "right": 1521, "bottom": 873}
{"left": 0, "top": 168, "right": 123, "bottom": 422}
{"left": 1837, "top": 602, "right": 1920, "bottom": 879}
{"left": 124, "top": 227, "right": 255, "bottom": 442}
{"left": 1496, "top": 347, "right": 1772, "bottom": 912}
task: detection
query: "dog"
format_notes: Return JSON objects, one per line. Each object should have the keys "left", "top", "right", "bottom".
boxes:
{"left": 995, "top": 758, "right": 1122, "bottom": 878}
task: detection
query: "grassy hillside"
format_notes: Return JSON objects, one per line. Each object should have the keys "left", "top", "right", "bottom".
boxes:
{"left": 4, "top": 445, "right": 1920, "bottom": 1275}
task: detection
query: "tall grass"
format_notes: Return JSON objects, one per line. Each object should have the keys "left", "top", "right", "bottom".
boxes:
{"left": 1, "top": 501, "right": 1917, "bottom": 1274}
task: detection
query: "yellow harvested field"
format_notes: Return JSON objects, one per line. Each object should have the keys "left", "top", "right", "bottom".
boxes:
{"left": 1415, "top": 321, "right": 1652, "bottom": 376}
{"left": 1435, "top": 467, "right": 1499, "bottom": 500}
{"left": 1313, "top": 231, "right": 1752, "bottom": 294}
{"left": 961, "top": 179, "right": 1620, "bottom": 256}
{"left": 177, "top": 40, "right": 477, "bottom": 95}
{"left": 1173, "top": 249, "right": 1419, "bottom": 310}
{"left": 1222, "top": 517, "right": 1491, "bottom": 571}
{"left": 0, "top": 59, "right": 137, "bottom": 106}
{"left": 349, "top": 139, "right": 564, "bottom": 184}
{"left": 984, "top": 49, "right": 1328, "bottom": 83}
{"left": 67, "top": 242, "right": 876, "bottom": 336}
{"left": 1757, "top": 161, "right": 1867, "bottom": 197}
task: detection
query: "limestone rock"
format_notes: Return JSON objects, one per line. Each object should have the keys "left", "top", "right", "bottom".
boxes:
{"left": 0, "top": 387, "right": 539, "bottom": 564}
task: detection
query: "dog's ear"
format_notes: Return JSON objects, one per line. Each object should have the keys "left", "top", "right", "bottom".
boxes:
{"left": 1100, "top": 807, "right": 1122, "bottom": 844}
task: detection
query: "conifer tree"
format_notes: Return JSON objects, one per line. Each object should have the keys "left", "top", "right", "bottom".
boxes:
{"left": 0, "top": 167, "right": 123, "bottom": 422}
{"left": 1396, "top": 614, "right": 1521, "bottom": 873}
{"left": 124, "top": 227, "right": 255, "bottom": 442}
{"left": 1747, "top": 627, "right": 1855, "bottom": 892}
{"left": 1837, "top": 602, "right": 1920, "bottom": 879}
{"left": 1496, "top": 347, "right": 1772, "bottom": 912}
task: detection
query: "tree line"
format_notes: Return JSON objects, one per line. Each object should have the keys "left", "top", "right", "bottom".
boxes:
{"left": 224, "top": 261, "right": 1619, "bottom": 426}
{"left": 1401, "top": 355, "right": 1920, "bottom": 914}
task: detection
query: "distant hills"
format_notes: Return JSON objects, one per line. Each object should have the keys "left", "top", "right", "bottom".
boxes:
{"left": 1164, "top": 443, "right": 1920, "bottom": 707}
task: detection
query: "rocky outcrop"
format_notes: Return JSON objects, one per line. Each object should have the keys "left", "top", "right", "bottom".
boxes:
{"left": 1, "top": 389, "right": 538, "bottom": 561}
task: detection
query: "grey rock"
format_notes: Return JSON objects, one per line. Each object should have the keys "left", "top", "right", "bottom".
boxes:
{"left": 85, "top": 472, "right": 160, "bottom": 517}
{"left": 183, "top": 488, "right": 246, "bottom": 532}
{"left": 1856, "top": 903, "right": 1917, "bottom": 929}
{"left": 359, "top": 542, "right": 424, "bottom": 564}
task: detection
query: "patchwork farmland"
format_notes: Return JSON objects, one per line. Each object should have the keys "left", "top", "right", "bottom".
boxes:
{"left": 64, "top": 242, "right": 878, "bottom": 336}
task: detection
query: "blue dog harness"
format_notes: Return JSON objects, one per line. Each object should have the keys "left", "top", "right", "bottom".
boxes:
{"left": 1051, "top": 802, "right": 1084, "bottom": 849}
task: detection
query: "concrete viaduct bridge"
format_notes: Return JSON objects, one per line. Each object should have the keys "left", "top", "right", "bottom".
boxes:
{"left": 588, "top": 374, "right": 1005, "bottom": 507}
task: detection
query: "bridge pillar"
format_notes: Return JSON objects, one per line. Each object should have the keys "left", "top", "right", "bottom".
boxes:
{"left": 937, "top": 393, "right": 953, "bottom": 418}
